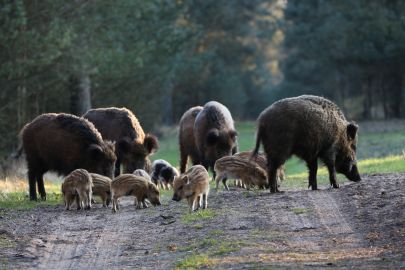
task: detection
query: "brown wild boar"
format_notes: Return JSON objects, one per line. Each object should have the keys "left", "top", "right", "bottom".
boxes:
{"left": 90, "top": 173, "right": 112, "bottom": 207}
{"left": 133, "top": 169, "right": 151, "bottom": 182}
{"left": 234, "top": 151, "right": 286, "bottom": 182}
{"left": 194, "top": 101, "right": 238, "bottom": 178}
{"left": 18, "top": 113, "right": 116, "bottom": 201}
{"left": 172, "top": 165, "right": 210, "bottom": 212}
{"left": 178, "top": 106, "right": 203, "bottom": 173}
{"left": 214, "top": 156, "right": 268, "bottom": 191}
{"left": 111, "top": 174, "right": 161, "bottom": 212}
{"left": 253, "top": 95, "right": 361, "bottom": 193}
{"left": 83, "top": 107, "right": 158, "bottom": 176}
{"left": 62, "top": 169, "right": 92, "bottom": 210}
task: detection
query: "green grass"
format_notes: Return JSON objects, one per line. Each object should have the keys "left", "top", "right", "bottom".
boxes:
{"left": 0, "top": 192, "right": 62, "bottom": 209}
{"left": 176, "top": 254, "right": 213, "bottom": 269}
{"left": 181, "top": 209, "right": 216, "bottom": 224}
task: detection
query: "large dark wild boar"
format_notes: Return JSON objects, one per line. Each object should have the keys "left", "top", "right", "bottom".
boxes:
{"left": 253, "top": 95, "right": 361, "bottom": 193}
{"left": 83, "top": 107, "right": 158, "bottom": 176}
{"left": 178, "top": 106, "right": 203, "bottom": 173}
{"left": 194, "top": 101, "right": 238, "bottom": 178}
{"left": 19, "top": 113, "right": 116, "bottom": 200}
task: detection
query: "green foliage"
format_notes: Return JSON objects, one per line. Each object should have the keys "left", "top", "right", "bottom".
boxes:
{"left": 281, "top": 0, "right": 405, "bottom": 119}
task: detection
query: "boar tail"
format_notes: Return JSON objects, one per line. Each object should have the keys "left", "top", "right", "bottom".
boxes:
{"left": 12, "top": 133, "right": 24, "bottom": 159}
{"left": 251, "top": 127, "right": 262, "bottom": 159}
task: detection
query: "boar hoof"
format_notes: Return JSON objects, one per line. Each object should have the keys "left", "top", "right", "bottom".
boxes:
{"left": 332, "top": 183, "right": 340, "bottom": 188}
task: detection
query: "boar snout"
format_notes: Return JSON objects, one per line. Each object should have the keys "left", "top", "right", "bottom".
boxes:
{"left": 347, "top": 165, "right": 361, "bottom": 182}
{"left": 154, "top": 201, "right": 162, "bottom": 206}
{"left": 172, "top": 194, "right": 181, "bottom": 202}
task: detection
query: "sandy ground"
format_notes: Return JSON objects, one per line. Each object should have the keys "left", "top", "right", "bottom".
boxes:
{"left": 0, "top": 173, "right": 404, "bottom": 269}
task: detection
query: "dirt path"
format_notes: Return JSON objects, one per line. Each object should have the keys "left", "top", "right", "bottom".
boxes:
{"left": 1, "top": 173, "right": 404, "bottom": 269}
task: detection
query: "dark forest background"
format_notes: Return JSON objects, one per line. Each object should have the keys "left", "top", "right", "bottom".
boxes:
{"left": 1, "top": 0, "right": 405, "bottom": 161}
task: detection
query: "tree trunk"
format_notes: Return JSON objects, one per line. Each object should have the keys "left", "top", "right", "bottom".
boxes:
{"left": 69, "top": 73, "right": 92, "bottom": 116}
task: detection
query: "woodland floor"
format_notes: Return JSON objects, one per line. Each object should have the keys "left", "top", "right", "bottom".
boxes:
{"left": 0, "top": 173, "right": 404, "bottom": 269}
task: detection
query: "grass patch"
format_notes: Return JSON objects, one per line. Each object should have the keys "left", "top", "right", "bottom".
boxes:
{"left": 0, "top": 192, "right": 62, "bottom": 209}
{"left": 211, "top": 242, "right": 241, "bottom": 256}
{"left": 181, "top": 209, "right": 216, "bottom": 224}
{"left": 0, "top": 235, "right": 15, "bottom": 249}
{"left": 176, "top": 254, "right": 213, "bottom": 270}
{"left": 0, "top": 178, "right": 62, "bottom": 209}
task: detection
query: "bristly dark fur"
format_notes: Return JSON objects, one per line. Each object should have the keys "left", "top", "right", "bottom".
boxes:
{"left": 193, "top": 101, "right": 238, "bottom": 176}
{"left": 83, "top": 107, "right": 158, "bottom": 176}
{"left": 20, "top": 113, "right": 116, "bottom": 201}
{"left": 254, "top": 95, "right": 360, "bottom": 193}
{"left": 56, "top": 114, "right": 103, "bottom": 145}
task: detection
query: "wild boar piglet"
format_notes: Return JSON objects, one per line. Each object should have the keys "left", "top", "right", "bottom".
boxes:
{"left": 151, "top": 159, "right": 179, "bottom": 190}
{"left": 214, "top": 156, "right": 268, "bottom": 191}
{"left": 62, "top": 169, "right": 93, "bottom": 210}
{"left": 90, "top": 173, "right": 112, "bottom": 207}
{"left": 111, "top": 174, "right": 161, "bottom": 212}
{"left": 172, "top": 165, "right": 210, "bottom": 212}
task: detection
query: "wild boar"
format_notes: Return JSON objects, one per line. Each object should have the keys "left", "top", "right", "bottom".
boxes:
{"left": 133, "top": 169, "right": 151, "bottom": 182}
{"left": 234, "top": 151, "right": 286, "bottom": 183}
{"left": 90, "top": 173, "right": 112, "bottom": 207}
{"left": 214, "top": 156, "right": 268, "bottom": 191}
{"left": 172, "top": 165, "right": 210, "bottom": 212}
{"left": 83, "top": 107, "right": 159, "bottom": 176}
{"left": 18, "top": 113, "right": 116, "bottom": 201}
{"left": 194, "top": 101, "right": 238, "bottom": 178}
{"left": 178, "top": 106, "right": 203, "bottom": 173}
{"left": 111, "top": 174, "right": 161, "bottom": 212}
{"left": 253, "top": 95, "right": 361, "bottom": 193}
{"left": 62, "top": 169, "right": 92, "bottom": 210}
{"left": 151, "top": 159, "right": 179, "bottom": 190}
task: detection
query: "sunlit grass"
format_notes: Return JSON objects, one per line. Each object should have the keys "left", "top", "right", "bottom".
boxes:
{"left": 0, "top": 177, "right": 62, "bottom": 209}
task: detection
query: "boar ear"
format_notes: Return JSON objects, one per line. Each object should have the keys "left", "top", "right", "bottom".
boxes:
{"left": 144, "top": 134, "right": 159, "bottom": 154}
{"left": 346, "top": 122, "right": 358, "bottom": 140}
{"left": 206, "top": 129, "right": 219, "bottom": 145}
{"left": 184, "top": 175, "right": 190, "bottom": 184}
{"left": 117, "top": 138, "right": 132, "bottom": 154}
{"left": 88, "top": 144, "right": 103, "bottom": 159}
{"left": 229, "top": 130, "right": 238, "bottom": 141}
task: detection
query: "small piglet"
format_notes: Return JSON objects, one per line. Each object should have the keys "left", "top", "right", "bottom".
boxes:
{"left": 133, "top": 169, "right": 152, "bottom": 182}
{"left": 172, "top": 165, "right": 210, "bottom": 212}
{"left": 214, "top": 156, "right": 268, "bottom": 191}
{"left": 111, "top": 174, "right": 161, "bottom": 212}
{"left": 62, "top": 169, "right": 92, "bottom": 210}
{"left": 90, "top": 173, "right": 112, "bottom": 207}
{"left": 151, "top": 159, "right": 179, "bottom": 190}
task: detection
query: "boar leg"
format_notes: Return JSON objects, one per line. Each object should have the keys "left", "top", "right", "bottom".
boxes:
{"left": 180, "top": 151, "right": 188, "bottom": 174}
{"left": 114, "top": 157, "right": 121, "bottom": 177}
{"left": 75, "top": 194, "right": 82, "bottom": 210}
{"left": 268, "top": 160, "right": 282, "bottom": 193}
{"left": 202, "top": 193, "right": 208, "bottom": 209}
{"left": 326, "top": 163, "right": 339, "bottom": 188}
{"left": 28, "top": 170, "right": 38, "bottom": 201}
{"left": 222, "top": 178, "right": 229, "bottom": 191}
{"left": 86, "top": 189, "right": 92, "bottom": 209}
{"left": 307, "top": 160, "right": 318, "bottom": 190}
{"left": 36, "top": 173, "right": 46, "bottom": 201}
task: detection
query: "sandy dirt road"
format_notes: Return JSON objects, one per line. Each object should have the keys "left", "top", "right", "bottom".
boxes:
{"left": 0, "top": 173, "right": 404, "bottom": 269}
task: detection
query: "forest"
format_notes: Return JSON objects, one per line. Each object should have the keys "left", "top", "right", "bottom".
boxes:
{"left": 1, "top": 0, "right": 405, "bottom": 161}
